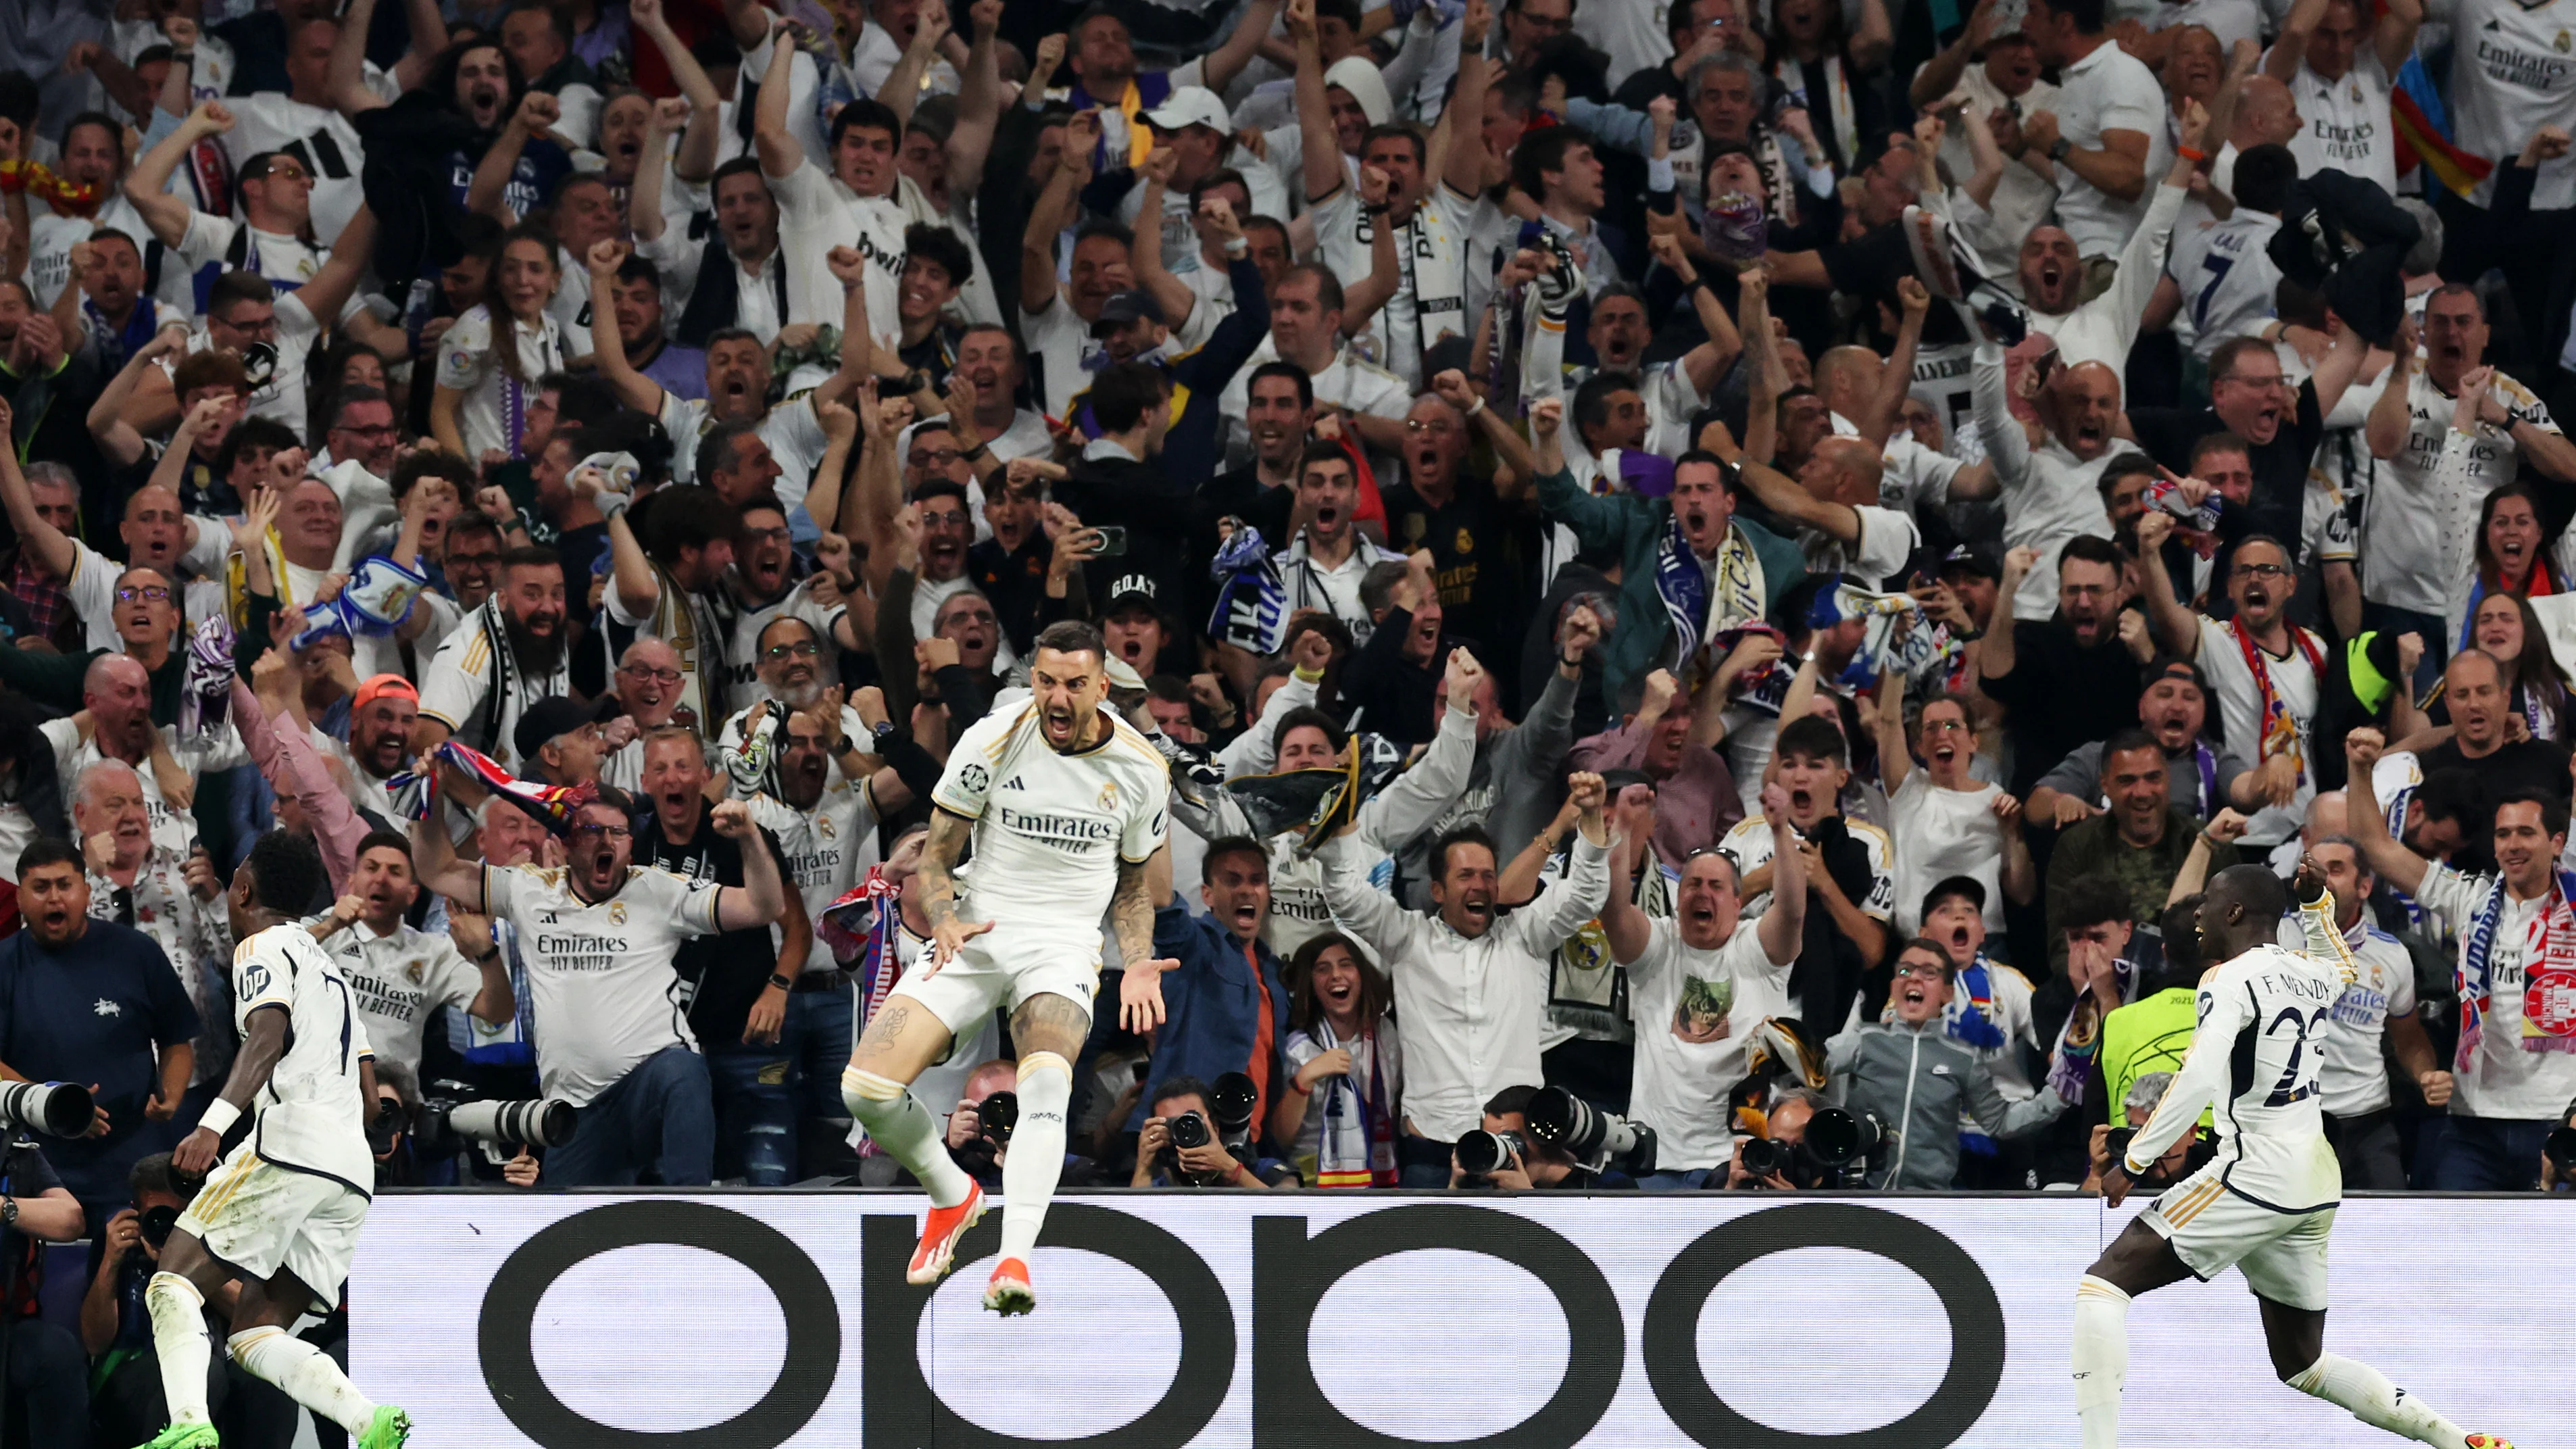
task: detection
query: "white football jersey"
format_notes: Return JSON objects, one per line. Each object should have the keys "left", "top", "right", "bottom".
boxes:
{"left": 2124, "top": 897, "right": 2350, "bottom": 1210}
{"left": 232, "top": 923, "right": 378, "bottom": 1191}
{"left": 2167, "top": 213, "right": 2283, "bottom": 362}
{"left": 931, "top": 702, "right": 1170, "bottom": 932}
{"left": 747, "top": 779, "right": 883, "bottom": 973}
{"left": 1718, "top": 812, "right": 1898, "bottom": 925}
{"left": 481, "top": 864, "right": 724, "bottom": 1105}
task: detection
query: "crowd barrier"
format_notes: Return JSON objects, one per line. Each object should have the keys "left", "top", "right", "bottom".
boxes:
{"left": 351, "top": 1189, "right": 2565, "bottom": 1448}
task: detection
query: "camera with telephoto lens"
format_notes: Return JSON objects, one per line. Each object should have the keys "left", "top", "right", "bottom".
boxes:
{"left": 1806, "top": 1107, "right": 1886, "bottom": 1187}
{"left": 1454, "top": 1129, "right": 1525, "bottom": 1180}
{"left": 415, "top": 1080, "right": 576, "bottom": 1167}
{"left": 1738, "top": 1135, "right": 1792, "bottom": 1182}
{"left": 1526, "top": 1086, "right": 1658, "bottom": 1176}
{"left": 1166, "top": 1110, "right": 1214, "bottom": 1151}
{"left": 137, "top": 1204, "right": 180, "bottom": 1252}
{"left": 1208, "top": 1072, "right": 1260, "bottom": 1146}
{"left": 0, "top": 1081, "right": 93, "bottom": 1139}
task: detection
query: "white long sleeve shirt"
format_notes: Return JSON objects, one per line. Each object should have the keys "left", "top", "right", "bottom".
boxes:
{"left": 1971, "top": 343, "right": 2118, "bottom": 620}
{"left": 1320, "top": 829, "right": 1611, "bottom": 1141}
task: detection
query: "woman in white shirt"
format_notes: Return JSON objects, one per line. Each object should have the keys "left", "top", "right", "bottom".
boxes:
{"left": 1875, "top": 689, "right": 2036, "bottom": 939}
{"left": 430, "top": 224, "right": 577, "bottom": 464}
{"left": 1270, "top": 933, "right": 1404, "bottom": 1189}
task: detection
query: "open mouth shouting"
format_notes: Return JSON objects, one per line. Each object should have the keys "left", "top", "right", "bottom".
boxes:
{"left": 1899, "top": 975, "right": 1934, "bottom": 1014}
{"left": 1316, "top": 966, "right": 1356, "bottom": 1011}
{"left": 1456, "top": 888, "right": 1493, "bottom": 931}
{"left": 1041, "top": 700, "right": 1083, "bottom": 749}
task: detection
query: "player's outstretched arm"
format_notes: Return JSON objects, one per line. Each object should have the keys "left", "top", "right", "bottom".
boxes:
{"left": 1115, "top": 845, "right": 1183, "bottom": 1032}
{"left": 708, "top": 800, "right": 787, "bottom": 929}
{"left": 174, "top": 1007, "right": 289, "bottom": 1177}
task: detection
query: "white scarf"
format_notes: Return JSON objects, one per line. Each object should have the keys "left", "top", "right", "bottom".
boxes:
{"left": 1361, "top": 195, "right": 1468, "bottom": 368}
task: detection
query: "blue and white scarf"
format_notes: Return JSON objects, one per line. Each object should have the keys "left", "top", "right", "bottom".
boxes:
{"left": 1656, "top": 516, "right": 1763, "bottom": 683}
{"left": 1208, "top": 525, "right": 1290, "bottom": 655}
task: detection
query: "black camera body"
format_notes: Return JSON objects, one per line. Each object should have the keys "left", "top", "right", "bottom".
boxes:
{"left": 1166, "top": 1110, "right": 1214, "bottom": 1151}
{"left": 1806, "top": 1107, "right": 1885, "bottom": 1187}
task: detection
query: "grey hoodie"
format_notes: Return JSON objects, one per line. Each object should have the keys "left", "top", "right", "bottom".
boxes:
{"left": 1825, "top": 1019, "right": 2068, "bottom": 1190}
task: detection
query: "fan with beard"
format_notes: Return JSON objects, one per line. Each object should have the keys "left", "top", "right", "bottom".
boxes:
{"left": 504, "top": 598, "right": 568, "bottom": 678}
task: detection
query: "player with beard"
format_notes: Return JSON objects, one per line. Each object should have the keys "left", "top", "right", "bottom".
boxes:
{"left": 311, "top": 831, "right": 514, "bottom": 1080}
{"left": 413, "top": 545, "right": 571, "bottom": 772}
{"left": 843, "top": 620, "right": 1175, "bottom": 1314}
{"left": 145, "top": 831, "right": 414, "bottom": 1449}
{"left": 2137, "top": 526, "right": 2335, "bottom": 851}
{"left": 412, "top": 784, "right": 787, "bottom": 1186}
{"left": 2077, "top": 860, "right": 2515, "bottom": 1449}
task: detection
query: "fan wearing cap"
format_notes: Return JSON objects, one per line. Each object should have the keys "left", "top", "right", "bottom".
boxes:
{"left": 2026, "top": 656, "right": 2260, "bottom": 831}
{"left": 325, "top": 673, "right": 425, "bottom": 823}
{"left": 514, "top": 694, "right": 618, "bottom": 789}
{"left": 1100, "top": 574, "right": 1190, "bottom": 679}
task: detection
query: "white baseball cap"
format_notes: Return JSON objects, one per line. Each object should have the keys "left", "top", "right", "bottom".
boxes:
{"left": 1143, "top": 86, "right": 1233, "bottom": 137}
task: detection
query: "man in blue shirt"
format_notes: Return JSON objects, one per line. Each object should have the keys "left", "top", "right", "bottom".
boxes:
{"left": 0, "top": 839, "right": 199, "bottom": 1239}
{"left": 1134, "top": 838, "right": 1292, "bottom": 1149}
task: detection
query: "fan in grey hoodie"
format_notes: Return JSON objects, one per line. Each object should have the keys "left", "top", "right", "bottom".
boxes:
{"left": 1826, "top": 937, "right": 2071, "bottom": 1189}
{"left": 1389, "top": 609, "right": 1598, "bottom": 909}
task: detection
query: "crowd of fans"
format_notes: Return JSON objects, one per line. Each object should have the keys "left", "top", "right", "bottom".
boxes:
{"left": 1, "top": 0, "right": 2575, "bottom": 1432}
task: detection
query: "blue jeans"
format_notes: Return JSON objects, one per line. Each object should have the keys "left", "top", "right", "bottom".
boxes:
{"left": 703, "top": 981, "right": 856, "bottom": 1186}
{"left": 547, "top": 1046, "right": 716, "bottom": 1187}
{"left": 2427, "top": 1115, "right": 2553, "bottom": 1192}
{"left": 1638, "top": 1168, "right": 1714, "bottom": 1192}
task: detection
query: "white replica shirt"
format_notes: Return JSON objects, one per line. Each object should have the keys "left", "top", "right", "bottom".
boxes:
{"left": 1904, "top": 341, "right": 1985, "bottom": 462}
{"left": 2120, "top": 917, "right": 2348, "bottom": 1211}
{"left": 1889, "top": 775, "right": 2008, "bottom": 935}
{"left": 930, "top": 702, "right": 1172, "bottom": 934}
{"left": 2433, "top": 0, "right": 2576, "bottom": 207}
{"left": 746, "top": 780, "right": 881, "bottom": 975}
{"left": 1800, "top": 502, "right": 1918, "bottom": 591}
{"left": 435, "top": 305, "right": 575, "bottom": 464}
{"left": 172, "top": 215, "right": 324, "bottom": 295}
{"left": 2275, "top": 910, "right": 2417, "bottom": 1117}
{"left": 320, "top": 919, "right": 484, "bottom": 1077}
{"left": 1626, "top": 920, "right": 1795, "bottom": 1171}
{"left": 2195, "top": 614, "right": 2321, "bottom": 848}
{"left": 1020, "top": 293, "right": 1104, "bottom": 420}
{"left": 64, "top": 538, "right": 218, "bottom": 654}
{"left": 770, "top": 156, "right": 906, "bottom": 351}
{"left": 416, "top": 606, "right": 575, "bottom": 772}
{"left": 1216, "top": 341, "right": 1412, "bottom": 464}
{"left": 1971, "top": 343, "right": 2119, "bottom": 618}
{"left": 2362, "top": 366, "right": 2560, "bottom": 615}
{"left": 2045, "top": 40, "right": 2174, "bottom": 257}
{"left": 2279, "top": 49, "right": 2400, "bottom": 193}
{"left": 1311, "top": 182, "right": 1483, "bottom": 391}
{"left": 2168, "top": 212, "right": 2283, "bottom": 362}
{"left": 1718, "top": 812, "right": 1898, "bottom": 925}
{"left": 2153, "top": 0, "right": 2262, "bottom": 46}
{"left": 480, "top": 863, "right": 724, "bottom": 1106}
{"left": 223, "top": 87, "right": 385, "bottom": 246}
{"left": 2414, "top": 862, "right": 2576, "bottom": 1120}
{"left": 230, "top": 922, "right": 378, "bottom": 1192}
{"left": 182, "top": 293, "right": 322, "bottom": 439}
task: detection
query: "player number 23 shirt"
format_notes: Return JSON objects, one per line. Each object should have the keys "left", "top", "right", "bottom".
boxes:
{"left": 931, "top": 702, "right": 1170, "bottom": 935}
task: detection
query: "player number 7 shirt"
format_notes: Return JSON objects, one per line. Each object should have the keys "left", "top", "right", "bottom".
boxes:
{"left": 230, "top": 924, "right": 378, "bottom": 1192}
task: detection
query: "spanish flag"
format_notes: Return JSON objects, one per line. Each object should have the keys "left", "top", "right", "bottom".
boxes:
{"left": 2390, "top": 51, "right": 2493, "bottom": 199}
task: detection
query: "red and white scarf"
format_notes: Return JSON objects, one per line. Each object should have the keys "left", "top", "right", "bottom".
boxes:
{"left": 2459, "top": 868, "right": 2576, "bottom": 1067}
{"left": 2231, "top": 619, "right": 2324, "bottom": 781}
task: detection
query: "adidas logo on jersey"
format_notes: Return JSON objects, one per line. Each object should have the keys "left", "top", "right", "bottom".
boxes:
{"left": 1001, "top": 775, "right": 1026, "bottom": 791}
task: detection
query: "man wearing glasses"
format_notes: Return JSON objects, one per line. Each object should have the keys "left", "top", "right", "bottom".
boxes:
{"left": 410, "top": 787, "right": 788, "bottom": 1187}
{"left": 2135, "top": 529, "right": 2337, "bottom": 853}
{"left": 718, "top": 498, "right": 859, "bottom": 719}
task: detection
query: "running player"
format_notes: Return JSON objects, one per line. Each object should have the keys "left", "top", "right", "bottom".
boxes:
{"left": 842, "top": 619, "right": 1176, "bottom": 1315}
{"left": 2074, "top": 860, "right": 2510, "bottom": 1449}
{"left": 141, "top": 831, "right": 412, "bottom": 1449}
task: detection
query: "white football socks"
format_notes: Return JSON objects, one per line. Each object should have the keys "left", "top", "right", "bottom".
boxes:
{"left": 996, "top": 1052, "right": 1072, "bottom": 1264}
{"left": 2292, "top": 1353, "right": 2471, "bottom": 1449}
{"left": 146, "top": 1271, "right": 214, "bottom": 1427}
{"left": 843, "top": 1066, "right": 974, "bottom": 1208}
{"left": 228, "top": 1327, "right": 377, "bottom": 1435}
{"left": 2072, "top": 1275, "right": 2132, "bottom": 1449}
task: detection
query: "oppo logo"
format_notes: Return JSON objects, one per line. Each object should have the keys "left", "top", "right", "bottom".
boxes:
{"left": 476, "top": 1201, "right": 2005, "bottom": 1449}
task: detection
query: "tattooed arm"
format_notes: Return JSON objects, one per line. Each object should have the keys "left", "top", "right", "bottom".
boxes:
{"left": 1114, "top": 845, "right": 1183, "bottom": 1031}
{"left": 915, "top": 806, "right": 990, "bottom": 973}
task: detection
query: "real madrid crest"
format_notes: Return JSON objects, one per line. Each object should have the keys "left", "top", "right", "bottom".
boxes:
{"left": 2558, "top": 28, "right": 2572, "bottom": 51}
{"left": 610, "top": 901, "right": 628, "bottom": 925}
{"left": 1455, "top": 526, "right": 1475, "bottom": 556}
{"left": 818, "top": 813, "right": 837, "bottom": 838}
{"left": 405, "top": 959, "right": 426, "bottom": 985}
{"left": 1097, "top": 781, "right": 1120, "bottom": 812}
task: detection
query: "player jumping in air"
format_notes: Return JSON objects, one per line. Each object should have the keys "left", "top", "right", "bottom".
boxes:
{"left": 843, "top": 618, "right": 1178, "bottom": 1315}
{"left": 140, "top": 831, "right": 412, "bottom": 1449}
{"left": 2075, "top": 858, "right": 2512, "bottom": 1449}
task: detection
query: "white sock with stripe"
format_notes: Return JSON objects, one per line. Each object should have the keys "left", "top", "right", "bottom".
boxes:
{"left": 996, "top": 1052, "right": 1072, "bottom": 1265}
{"left": 2072, "top": 1275, "right": 2131, "bottom": 1449}
{"left": 145, "top": 1271, "right": 214, "bottom": 1427}
{"left": 842, "top": 1066, "right": 974, "bottom": 1208}
{"left": 2291, "top": 1354, "right": 2470, "bottom": 1449}
{"left": 229, "top": 1327, "right": 378, "bottom": 1435}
